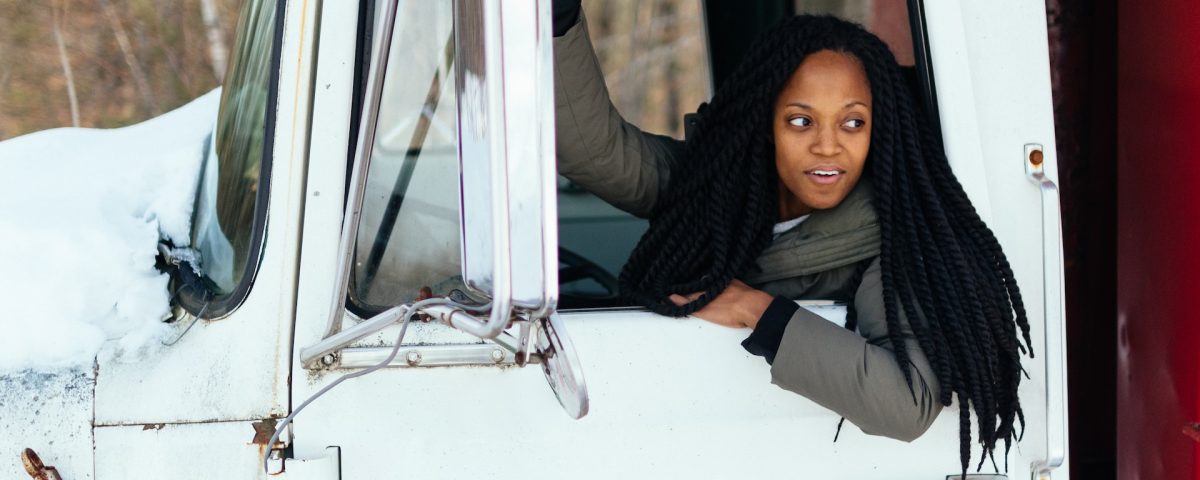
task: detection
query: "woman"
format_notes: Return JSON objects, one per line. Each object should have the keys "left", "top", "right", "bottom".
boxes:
{"left": 553, "top": 5, "right": 1032, "bottom": 475}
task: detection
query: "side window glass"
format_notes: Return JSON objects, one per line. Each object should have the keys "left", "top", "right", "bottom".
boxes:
{"left": 184, "top": 0, "right": 280, "bottom": 317}
{"left": 350, "top": 3, "right": 460, "bottom": 313}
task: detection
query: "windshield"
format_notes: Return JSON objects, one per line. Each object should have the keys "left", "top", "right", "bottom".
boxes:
{"left": 185, "top": 0, "right": 280, "bottom": 316}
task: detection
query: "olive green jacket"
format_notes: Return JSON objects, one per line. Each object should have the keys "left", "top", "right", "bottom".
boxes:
{"left": 554, "top": 12, "right": 941, "bottom": 442}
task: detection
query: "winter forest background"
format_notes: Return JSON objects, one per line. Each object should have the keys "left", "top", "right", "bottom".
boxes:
{"left": 0, "top": 0, "right": 241, "bottom": 139}
{"left": 0, "top": 0, "right": 718, "bottom": 141}
{"left": 0, "top": 0, "right": 893, "bottom": 141}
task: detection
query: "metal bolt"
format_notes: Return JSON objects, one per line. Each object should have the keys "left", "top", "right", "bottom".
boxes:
{"left": 1029, "top": 148, "right": 1044, "bottom": 167}
{"left": 491, "top": 349, "right": 505, "bottom": 364}
{"left": 406, "top": 350, "right": 423, "bottom": 366}
{"left": 320, "top": 354, "right": 336, "bottom": 367}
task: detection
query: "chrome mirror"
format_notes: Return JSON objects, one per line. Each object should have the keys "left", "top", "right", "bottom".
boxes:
{"left": 300, "top": 0, "right": 587, "bottom": 420}
{"left": 452, "top": 0, "right": 559, "bottom": 336}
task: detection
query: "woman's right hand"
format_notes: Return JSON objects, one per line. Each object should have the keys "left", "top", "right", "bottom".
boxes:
{"left": 668, "top": 280, "right": 774, "bottom": 330}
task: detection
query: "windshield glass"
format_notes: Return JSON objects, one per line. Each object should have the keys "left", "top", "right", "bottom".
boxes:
{"left": 189, "top": 0, "right": 278, "bottom": 304}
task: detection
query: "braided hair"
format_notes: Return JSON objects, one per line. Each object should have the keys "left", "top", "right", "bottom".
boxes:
{"left": 618, "top": 15, "right": 1034, "bottom": 475}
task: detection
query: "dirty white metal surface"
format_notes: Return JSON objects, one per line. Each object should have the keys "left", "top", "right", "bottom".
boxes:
{"left": 92, "top": 0, "right": 322, "bottom": 426}
{"left": 94, "top": 421, "right": 271, "bottom": 480}
{"left": 0, "top": 371, "right": 94, "bottom": 480}
{"left": 286, "top": 310, "right": 1043, "bottom": 479}
{"left": 925, "top": 0, "right": 1068, "bottom": 475}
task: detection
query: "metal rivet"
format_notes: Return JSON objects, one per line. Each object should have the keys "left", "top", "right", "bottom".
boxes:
{"left": 491, "top": 349, "right": 505, "bottom": 364}
{"left": 1029, "top": 149, "right": 1044, "bottom": 167}
{"left": 406, "top": 351, "right": 422, "bottom": 366}
{"left": 320, "top": 354, "right": 336, "bottom": 366}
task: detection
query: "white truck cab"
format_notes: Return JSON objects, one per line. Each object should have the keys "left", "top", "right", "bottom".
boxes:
{"left": 10, "top": 1, "right": 1067, "bottom": 479}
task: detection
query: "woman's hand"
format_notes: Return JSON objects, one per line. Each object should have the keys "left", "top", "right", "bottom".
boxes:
{"left": 669, "top": 280, "right": 774, "bottom": 330}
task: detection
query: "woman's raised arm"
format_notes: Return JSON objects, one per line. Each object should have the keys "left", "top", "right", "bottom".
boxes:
{"left": 553, "top": 9, "right": 685, "bottom": 218}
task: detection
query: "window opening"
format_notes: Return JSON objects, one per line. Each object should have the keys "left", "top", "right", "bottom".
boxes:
{"left": 348, "top": 2, "right": 462, "bottom": 314}
{"left": 556, "top": 0, "right": 934, "bottom": 310}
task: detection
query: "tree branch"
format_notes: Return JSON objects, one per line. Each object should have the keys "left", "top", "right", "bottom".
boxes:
{"left": 98, "top": 0, "right": 160, "bottom": 115}
{"left": 51, "top": 0, "right": 80, "bottom": 127}
{"left": 199, "top": 0, "right": 228, "bottom": 80}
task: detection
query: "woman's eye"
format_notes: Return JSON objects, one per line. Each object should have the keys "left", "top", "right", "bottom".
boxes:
{"left": 843, "top": 118, "right": 866, "bottom": 129}
{"left": 788, "top": 117, "right": 812, "bottom": 127}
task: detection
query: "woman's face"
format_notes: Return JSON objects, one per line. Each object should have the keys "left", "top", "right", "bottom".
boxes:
{"left": 772, "top": 50, "right": 872, "bottom": 219}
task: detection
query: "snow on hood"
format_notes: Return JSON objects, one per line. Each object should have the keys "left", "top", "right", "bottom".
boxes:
{"left": 0, "top": 88, "right": 221, "bottom": 372}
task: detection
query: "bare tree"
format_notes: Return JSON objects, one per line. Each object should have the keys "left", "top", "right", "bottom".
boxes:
{"left": 50, "top": 0, "right": 80, "bottom": 127}
{"left": 199, "top": 0, "right": 229, "bottom": 80}
{"left": 98, "top": 0, "right": 160, "bottom": 115}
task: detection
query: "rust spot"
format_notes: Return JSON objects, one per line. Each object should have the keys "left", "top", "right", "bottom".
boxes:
{"left": 21, "top": 448, "right": 43, "bottom": 476}
{"left": 1183, "top": 422, "right": 1200, "bottom": 442}
{"left": 252, "top": 418, "right": 279, "bottom": 445}
{"left": 141, "top": 423, "right": 165, "bottom": 431}
{"left": 21, "top": 448, "right": 61, "bottom": 480}
{"left": 1029, "top": 149, "right": 1044, "bottom": 167}
{"left": 253, "top": 419, "right": 285, "bottom": 475}
{"left": 416, "top": 286, "right": 434, "bottom": 322}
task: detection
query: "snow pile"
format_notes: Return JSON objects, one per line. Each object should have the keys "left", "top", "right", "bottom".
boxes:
{"left": 0, "top": 89, "right": 220, "bottom": 372}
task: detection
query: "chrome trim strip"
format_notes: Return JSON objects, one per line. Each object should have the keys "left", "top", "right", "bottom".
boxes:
{"left": 317, "top": 0, "right": 400, "bottom": 341}
{"left": 339, "top": 344, "right": 523, "bottom": 369}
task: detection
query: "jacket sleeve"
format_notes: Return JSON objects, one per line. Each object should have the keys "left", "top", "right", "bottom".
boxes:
{"left": 768, "top": 258, "right": 943, "bottom": 442}
{"left": 553, "top": 10, "right": 685, "bottom": 218}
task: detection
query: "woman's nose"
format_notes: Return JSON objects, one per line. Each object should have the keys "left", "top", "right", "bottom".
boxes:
{"left": 809, "top": 126, "right": 842, "bottom": 156}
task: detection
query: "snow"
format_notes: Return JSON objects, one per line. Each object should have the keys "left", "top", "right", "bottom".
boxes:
{"left": 0, "top": 89, "right": 220, "bottom": 372}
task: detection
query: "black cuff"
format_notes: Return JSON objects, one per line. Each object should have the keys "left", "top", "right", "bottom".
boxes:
{"left": 741, "top": 296, "right": 799, "bottom": 365}
{"left": 553, "top": 0, "right": 582, "bottom": 37}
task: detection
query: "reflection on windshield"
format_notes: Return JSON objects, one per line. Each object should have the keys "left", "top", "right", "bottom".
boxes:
{"left": 191, "top": 0, "right": 277, "bottom": 295}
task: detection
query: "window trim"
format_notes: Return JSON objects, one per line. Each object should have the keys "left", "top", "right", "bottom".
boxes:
{"left": 344, "top": 0, "right": 376, "bottom": 318}
{"left": 907, "top": 0, "right": 942, "bottom": 130}
{"left": 177, "top": 0, "right": 286, "bottom": 319}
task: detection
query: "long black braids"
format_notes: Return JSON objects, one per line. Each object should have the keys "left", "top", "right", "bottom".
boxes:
{"left": 617, "top": 15, "right": 1034, "bottom": 475}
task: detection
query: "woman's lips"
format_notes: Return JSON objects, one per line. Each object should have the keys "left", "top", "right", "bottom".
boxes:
{"left": 804, "top": 168, "right": 845, "bottom": 185}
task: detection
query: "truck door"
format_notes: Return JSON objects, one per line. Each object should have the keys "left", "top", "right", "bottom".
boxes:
{"left": 285, "top": 1, "right": 1067, "bottom": 479}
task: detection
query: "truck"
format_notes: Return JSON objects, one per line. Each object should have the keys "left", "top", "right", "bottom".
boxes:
{"left": 4, "top": 0, "right": 1067, "bottom": 478}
